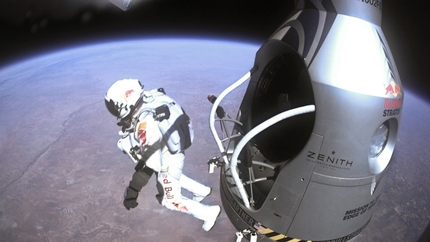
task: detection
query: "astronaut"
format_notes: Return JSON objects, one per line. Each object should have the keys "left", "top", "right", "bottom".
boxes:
{"left": 104, "top": 79, "right": 221, "bottom": 231}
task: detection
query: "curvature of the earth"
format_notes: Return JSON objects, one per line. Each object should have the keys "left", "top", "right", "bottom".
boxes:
{"left": 0, "top": 38, "right": 428, "bottom": 242}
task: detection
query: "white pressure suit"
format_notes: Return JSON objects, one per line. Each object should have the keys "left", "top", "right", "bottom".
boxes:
{"left": 113, "top": 85, "right": 220, "bottom": 232}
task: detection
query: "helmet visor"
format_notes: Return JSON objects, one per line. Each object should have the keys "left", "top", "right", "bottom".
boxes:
{"left": 105, "top": 98, "right": 120, "bottom": 118}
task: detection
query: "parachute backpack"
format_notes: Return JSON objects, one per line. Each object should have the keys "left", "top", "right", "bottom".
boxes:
{"left": 141, "top": 88, "right": 194, "bottom": 154}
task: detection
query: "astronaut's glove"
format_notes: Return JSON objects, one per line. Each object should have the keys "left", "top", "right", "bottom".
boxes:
{"left": 123, "top": 186, "right": 139, "bottom": 210}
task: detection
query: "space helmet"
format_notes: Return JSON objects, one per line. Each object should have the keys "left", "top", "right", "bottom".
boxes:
{"left": 104, "top": 79, "right": 143, "bottom": 119}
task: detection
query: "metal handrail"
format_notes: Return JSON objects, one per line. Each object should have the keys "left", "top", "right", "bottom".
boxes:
{"left": 209, "top": 71, "right": 251, "bottom": 165}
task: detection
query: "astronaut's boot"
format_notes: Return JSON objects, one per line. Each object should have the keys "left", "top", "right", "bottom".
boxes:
{"left": 201, "top": 204, "right": 221, "bottom": 231}
{"left": 184, "top": 199, "right": 221, "bottom": 231}
{"left": 179, "top": 174, "right": 212, "bottom": 202}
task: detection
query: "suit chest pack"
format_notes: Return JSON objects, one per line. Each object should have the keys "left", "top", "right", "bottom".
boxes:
{"left": 137, "top": 88, "right": 194, "bottom": 154}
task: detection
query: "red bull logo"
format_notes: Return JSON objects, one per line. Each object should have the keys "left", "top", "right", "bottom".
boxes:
{"left": 125, "top": 89, "right": 135, "bottom": 98}
{"left": 384, "top": 80, "right": 401, "bottom": 98}
{"left": 383, "top": 80, "right": 402, "bottom": 115}
{"left": 162, "top": 173, "right": 174, "bottom": 199}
